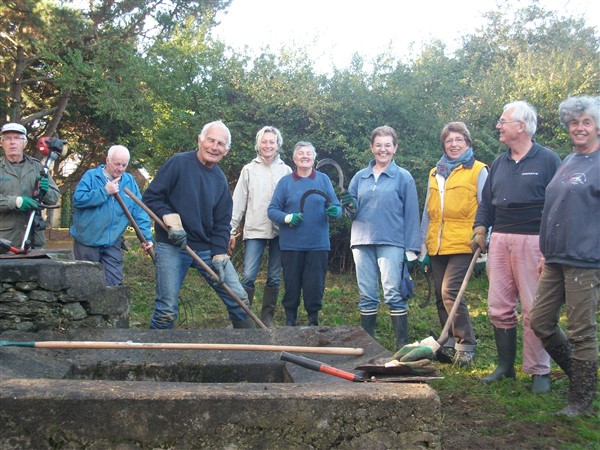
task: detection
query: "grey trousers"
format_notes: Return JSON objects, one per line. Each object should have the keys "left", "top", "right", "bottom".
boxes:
{"left": 73, "top": 237, "right": 124, "bottom": 286}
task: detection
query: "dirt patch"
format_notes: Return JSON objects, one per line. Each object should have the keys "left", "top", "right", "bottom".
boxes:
{"left": 437, "top": 381, "right": 597, "bottom": 450}
{"left": 44, "top": 228, "right": 72, "bottom": 250}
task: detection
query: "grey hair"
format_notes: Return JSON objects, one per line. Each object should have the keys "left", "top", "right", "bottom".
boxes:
{"left": 558, "top": 96, "right": 600, "bottom": 129}
{"left": 503, "top": 101, "right": 537, "bottom": 136}
{"left": 107, "top": 145, "right": 130, "bottom": 161}
{"left": 199, "top": 120, "right": 231, "bottom": 149}
{"left": 293, "top": 141, "right": 317, "bottom": 160}
{"left": 255, "top": 126, "right": 283, "bottom": 153}
{"left": 370, "top": 125, "right": 398, "bottom": 146}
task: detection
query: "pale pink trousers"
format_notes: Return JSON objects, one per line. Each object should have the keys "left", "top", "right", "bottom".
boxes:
{"left": 487, "top": 232, "right": 550, "bottom": 375}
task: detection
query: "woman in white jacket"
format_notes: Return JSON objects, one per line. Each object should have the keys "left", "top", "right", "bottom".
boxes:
{"left": 229, "top": 126, "right": 292, "bottom": 327}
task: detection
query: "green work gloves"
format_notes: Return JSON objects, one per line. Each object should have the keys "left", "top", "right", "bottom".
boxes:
{"left": 212, "top": 254, "right": 230, "bottom": 282}
{"left": 326, "top": 204, "right": 338, "bottom": 218}
{"left": 163, "top": 213, "right": 187, "bottom": 249}
{"left": 285, "top": 213, "right": 303, "bottom": 227}
{"left": 38, "top": 176, "right": 49, "bottom": 197}
{"left": 404, "top": 251, "right": 418, "bottom": 271}
{"left": 392, "top": 345, "right": 435, "bottom": 362}
{"left": 470, "top": 225, "right": 487, "bottom": 253}
{"left": 385, "top": 358, "right": 438, "bottom": 376}
{"left": 339, "top": 191, "right": 357, "bottom": 212}
{"left": 15, "top": 196, "right": 38, "bottom": 211}
{"left": 419, "top": 253, "right": 430, "bottom": 272}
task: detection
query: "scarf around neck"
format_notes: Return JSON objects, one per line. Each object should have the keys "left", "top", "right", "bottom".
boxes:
{"left": 435, "top": 147, "right": 474, "bottom": 178}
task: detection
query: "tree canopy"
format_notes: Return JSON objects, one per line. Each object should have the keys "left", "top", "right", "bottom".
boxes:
{"left": 1, "top": 0, "right": 598, "bottom": 202}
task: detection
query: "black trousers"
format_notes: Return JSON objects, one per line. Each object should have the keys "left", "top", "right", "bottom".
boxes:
{"left": 281, "top": 250, "right": 328, "bottom": 323}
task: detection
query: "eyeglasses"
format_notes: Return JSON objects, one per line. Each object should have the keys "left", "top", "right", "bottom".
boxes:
{"left": 443, "top": 137, "right": 466, "bottom": 145}
{"left": 496, "top": 119, "right": 521, "bottom": 126}
{"left": 1, "top": 136, "right": 27, "bottom": 142}
{"left": 373, "top": 143, "right": 394, "bottom": 150}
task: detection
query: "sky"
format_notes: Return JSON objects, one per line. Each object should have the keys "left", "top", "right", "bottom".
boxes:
{"left": 213, "top": 0, "right": 599, "bottom": 73}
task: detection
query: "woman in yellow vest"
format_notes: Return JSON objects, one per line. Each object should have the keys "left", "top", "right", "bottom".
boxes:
{"left": 419, "top": 122, "right": 488, "bottom": 366}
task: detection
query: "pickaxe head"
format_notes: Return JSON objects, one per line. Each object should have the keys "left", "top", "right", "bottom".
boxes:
{"left": 316, "top": 158, "right": 345, "bottom": 191}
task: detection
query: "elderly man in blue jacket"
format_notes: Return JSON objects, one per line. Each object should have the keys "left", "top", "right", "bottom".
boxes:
{"left": 70, "top": 145, "right": 153, "bottom": 286}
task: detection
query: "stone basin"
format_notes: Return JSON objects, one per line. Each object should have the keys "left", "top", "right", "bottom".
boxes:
{"left": 0, "top": 326, "right": 441, "bottom": 449}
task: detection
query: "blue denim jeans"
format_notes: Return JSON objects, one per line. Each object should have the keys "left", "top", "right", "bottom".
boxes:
{"left": 149, "top": 242, "right": 250, "bottom": 329}
{"left": 352, "top": 245, "right": 408, "bottom": 314}
{"left": 240, "top": 238, "right": 282, "bottom": 289}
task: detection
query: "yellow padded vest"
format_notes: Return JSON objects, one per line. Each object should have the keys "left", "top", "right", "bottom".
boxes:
{"left": 425, "top": 160, "right": 487, "bottom": 255}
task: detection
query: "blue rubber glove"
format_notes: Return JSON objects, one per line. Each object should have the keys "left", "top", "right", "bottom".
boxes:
{"left": 212, "top": 254, "right": 230, "bottom": 282}
{"left": 285, "top": 213, "right": 303, "bottom": 227}
{"left": 16, "top": 196, "right": 38, "bottom": 211}
{"left": 326, "top": 204, "right": 338, "bottom": 218}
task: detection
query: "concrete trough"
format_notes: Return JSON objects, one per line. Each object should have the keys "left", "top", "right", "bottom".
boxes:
{"left": 0, "top": 326, "right": 441, "bottom": 449}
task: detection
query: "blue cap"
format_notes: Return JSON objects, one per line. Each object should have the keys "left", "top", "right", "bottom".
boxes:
{"left": 1, "top": 123, "right": 27, "bottom": 135}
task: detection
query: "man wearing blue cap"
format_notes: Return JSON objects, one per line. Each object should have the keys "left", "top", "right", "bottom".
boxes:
{"left": 0, "top": 122, "right": 60, "bottom": 248}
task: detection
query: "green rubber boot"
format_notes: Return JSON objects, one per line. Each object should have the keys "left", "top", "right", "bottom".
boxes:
{"left": 481, "top": 326, "right": 517, "bottom": 383}
{"left": 391, "top": 313, "right": 409, "bottom": 349}
{"left": 360, "top": 313, "right": 377, "bottom": 338}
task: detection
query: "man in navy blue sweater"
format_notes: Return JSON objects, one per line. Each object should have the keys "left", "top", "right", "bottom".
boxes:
{"left": 143, "top": 121, "right": 253, "bottom": 329}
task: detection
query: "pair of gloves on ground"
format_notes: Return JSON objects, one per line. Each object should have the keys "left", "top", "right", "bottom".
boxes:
{"left": 383, "top": 343, "right": 438, "bottom": 376}
{"left": 163, "top": 213, "right": 229, "bottom": 281}
{"left": 15, "top": 177, "right": 49, "bottom": 211}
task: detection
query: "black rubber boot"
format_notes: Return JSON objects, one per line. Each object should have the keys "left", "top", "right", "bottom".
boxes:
{"left": 285, "top": 309, "right": 297, "bottom": 326}
{"left": 391, "top": 314, "right": 409, "bottom": 349}
{"left": 360, "top": 314, "right": 377, "bottom": 338}
{"left": 307, "top": 311, "right": 319, "bottom": 326}
{"left": 481, "top": 326, "right": 517, "bottom": 382}
{"left": 546, "top": 341, "right": 574, "bottom": 379}
{"left": 231, "top": 318, "right": 256, "bottom": 329}
{"left": 557, "top": 359, "right": 598, "bottom": 417}
{"left": 244, "top": 287, "right": 255, "bottom": 308}
{"left": 260, "top": 286, "right": 279, "bottom": 328}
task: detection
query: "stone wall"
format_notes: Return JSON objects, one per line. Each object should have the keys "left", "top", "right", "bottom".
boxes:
{"left": 0, "top": 259, "right": 130, "bottom": 332}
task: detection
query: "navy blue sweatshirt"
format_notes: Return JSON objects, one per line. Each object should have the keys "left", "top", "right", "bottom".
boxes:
{"left": 142, "top": 151, "right": 232, "bottom": 255}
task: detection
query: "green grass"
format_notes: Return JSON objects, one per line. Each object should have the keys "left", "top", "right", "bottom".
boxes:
{"left": 122, "top": 239, "right": 599, "bottom": 449}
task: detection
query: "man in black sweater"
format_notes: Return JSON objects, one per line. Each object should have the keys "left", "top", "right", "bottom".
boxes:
{"left": 471, "top": 101, "right": 561, "bottom": 393}
{"left": 143, "top": 120, "right": 254, "bottom": 329}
